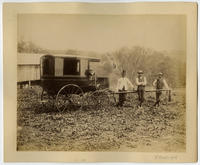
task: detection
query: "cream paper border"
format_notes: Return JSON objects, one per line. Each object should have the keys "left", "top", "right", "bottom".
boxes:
{"left": 3, "top": 2, "right": 197, "bottom": 162}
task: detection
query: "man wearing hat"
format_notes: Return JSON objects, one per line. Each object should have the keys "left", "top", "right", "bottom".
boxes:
{"left": 116, "top": 70, "right": 134, "bottom": 106}
{"left": 136, "top": 70, "right": 147, "bottom": 107}
{"left": 153, "top": 72, "right": 169, "bottom": 107}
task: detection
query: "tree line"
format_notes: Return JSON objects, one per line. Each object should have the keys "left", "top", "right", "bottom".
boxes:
{"left": 98, "top": 47, "right": 185, "bottom": 88}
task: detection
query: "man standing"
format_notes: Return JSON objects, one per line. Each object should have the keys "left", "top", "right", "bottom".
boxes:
{"left": 116, "top": 70, "right": 134, "bottom": 106}
{"left": 153, "top": 72, "right": 169, "bottom": 107}
{"left": 136, "top": 70, "right": 147, "bottom": 107}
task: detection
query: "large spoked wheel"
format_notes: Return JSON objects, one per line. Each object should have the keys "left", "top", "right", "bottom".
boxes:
{"left": 56, "top": 84, "right": 84, "bottom": 112}
{"left": 91, "top": 89, "right": 110, "bottom": 110}
{"left": 82, "top": 92, "right": 96, "bottom": 110}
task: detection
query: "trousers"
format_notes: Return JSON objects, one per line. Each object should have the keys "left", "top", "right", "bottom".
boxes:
{"left": 137, "top": 86, "right": 145, "bottom": 106}
{"left": 118, "top": 89, "right": 126, "bottom": 106}
{"left": 155, "top": 91, "right": 162, "bottom": 106}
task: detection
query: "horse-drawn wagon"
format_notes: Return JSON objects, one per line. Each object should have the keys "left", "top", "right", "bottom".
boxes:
{"left": 40, "top": 54, "right": 110, "bottom": 111}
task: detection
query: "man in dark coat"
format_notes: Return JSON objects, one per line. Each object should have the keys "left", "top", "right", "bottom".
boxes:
{"left": 153, "top": 72, "right": 169, "bottom": 107}
{"left": 136, "top": 70, "right": 147, "bottom": 108}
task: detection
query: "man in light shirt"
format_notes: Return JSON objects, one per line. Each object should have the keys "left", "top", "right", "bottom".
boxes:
{"left": 136, "top": 70, "right": 147, "bottom": 107}
{"left": 116, "top": 70, "right": 134, "bottom": 106}
{"left": 153, "top": 72, "right": 170, "bottom": 107}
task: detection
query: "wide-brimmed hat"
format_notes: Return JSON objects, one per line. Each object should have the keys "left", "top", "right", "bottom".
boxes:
{"left": 158, "top": 72, "right": 163, "bottom": 75}
{"left": 137, "top": 70, "right": 143, "bottom": 74}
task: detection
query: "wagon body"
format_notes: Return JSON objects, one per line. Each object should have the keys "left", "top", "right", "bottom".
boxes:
{"left": 40, "top": 54, "right": 109, "bottom": 95}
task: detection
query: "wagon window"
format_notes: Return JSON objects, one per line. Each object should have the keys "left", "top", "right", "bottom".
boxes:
{"left": 63, "top": 58, "right": 80, "bottom": 75}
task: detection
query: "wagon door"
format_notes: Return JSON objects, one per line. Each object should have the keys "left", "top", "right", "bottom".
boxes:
{"left": 55, "top": 57, "right": 64, "bottom": 76}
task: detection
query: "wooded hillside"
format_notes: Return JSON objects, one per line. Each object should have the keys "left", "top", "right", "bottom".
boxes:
{"left": 92, "top": 47, "right": 185, "bottom": 89}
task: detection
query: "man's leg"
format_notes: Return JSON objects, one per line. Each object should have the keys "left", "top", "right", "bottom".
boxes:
{"left": 122, "top": 93, "right": 125, "bottom": 106}
{"left": 155, "top": 91, "right": 161, "bottom": 106}
{"left": 138, "top": 90, "right": 142, "bottom": 107}
{"left": 140, "top": 89, "right": 145, "bottom": 106}
{"left": 122, "top": 93, "right": 127, "bottom": 105}
{"left": 118, "top": 90, "right": 122, "bottom": 106}
{"left": 157, "top": 92, "right": 162, "bottom": 106}
{"left": 154, "top": 92, "right": 158, "bottom": 106}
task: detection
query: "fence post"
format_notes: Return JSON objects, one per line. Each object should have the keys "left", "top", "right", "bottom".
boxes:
{"left": 28, "top": 80, "right": 31, "bottom": 88}
{"left": 168, "top": 90, "right": 171, "bottom": 102}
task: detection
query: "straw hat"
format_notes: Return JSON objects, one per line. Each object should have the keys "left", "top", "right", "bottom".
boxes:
{"left": 137, "top": 70, "right": 143, "bottom": 74}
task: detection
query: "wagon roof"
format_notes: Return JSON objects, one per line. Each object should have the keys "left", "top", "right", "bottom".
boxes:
{"left": 42, "top": 54, "right": 101, "bottom": 62}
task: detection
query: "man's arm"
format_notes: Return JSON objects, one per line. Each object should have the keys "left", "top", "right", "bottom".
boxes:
{"left": 116, "top": 78, "right": 121, "bottom": 91}
{"left": 163, "top": 79, "right": 169, "bottom": 89}
{"left": 143, "top": 77, "right": 147, "bottom": 86}
{"left": 126, "top": 78, "right": 134, "bottom": 89}
{"left": 153, "top": 79, "right": 157, "bottom": 87}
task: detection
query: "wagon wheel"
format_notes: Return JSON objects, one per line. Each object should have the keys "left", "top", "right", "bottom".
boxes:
{"left": 82, "top": 92, "right": 97, "bottom": 109}
{"left": 91, "top": 89, "right": 110, "bottom": 110}
{"left": 55, "top": 84, "right": 83, "bottom": 112}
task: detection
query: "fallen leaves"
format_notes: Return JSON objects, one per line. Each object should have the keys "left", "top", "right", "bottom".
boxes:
{"left": 17, "top": 87, "right": 185, "bottom": 152}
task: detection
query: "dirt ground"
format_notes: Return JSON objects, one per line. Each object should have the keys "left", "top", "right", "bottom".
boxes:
{"left": 17, "top": 87, "right": 185, "bottom": 152}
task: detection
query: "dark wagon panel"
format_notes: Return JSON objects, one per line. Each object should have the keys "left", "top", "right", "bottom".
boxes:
{"left": 41, "top": 77, "right": 109, "bottom": 95}
{"left": 41, "top": 77, "right": 94, "bottom": 95}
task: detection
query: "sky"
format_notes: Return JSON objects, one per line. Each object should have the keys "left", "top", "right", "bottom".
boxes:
{"left": 18, "top": 14, "right": 186, "bottom": 53}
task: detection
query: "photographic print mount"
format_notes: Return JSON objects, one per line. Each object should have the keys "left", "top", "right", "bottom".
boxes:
{"left": 3, "top": 2, "right": 197, "bottom": 162}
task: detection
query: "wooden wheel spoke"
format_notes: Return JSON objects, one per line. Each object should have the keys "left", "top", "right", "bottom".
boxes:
{"left": 69, "top": 86, "right": 74, "bottom": 94}
{"left": 74, "top": 88, "right": 80, "bottom": 94}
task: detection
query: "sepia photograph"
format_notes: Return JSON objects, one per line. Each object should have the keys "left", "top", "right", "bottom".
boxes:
{"left": 3, "top": 2, "right": 197, "bottom": 163}
{"left": 17, "top": 14, "right": 186, "bottom": 152}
